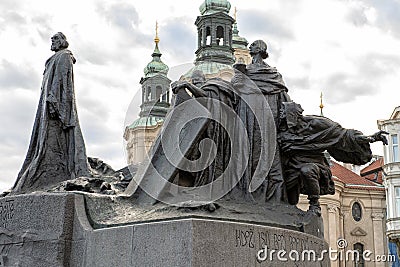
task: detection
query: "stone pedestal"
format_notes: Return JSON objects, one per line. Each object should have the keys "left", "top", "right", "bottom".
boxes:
{"left": 0, "top": 193, "right": 330, "bottom": 266}
{"left": 0, "top": 193, "right": 76, "bottom": 266}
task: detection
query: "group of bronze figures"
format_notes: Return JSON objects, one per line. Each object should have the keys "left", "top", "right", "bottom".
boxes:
{"left": 11, "top": 33, "right": 387, "bottom": 215}
{"left": 170, "top": 39, "right": 387, "bottom": 214}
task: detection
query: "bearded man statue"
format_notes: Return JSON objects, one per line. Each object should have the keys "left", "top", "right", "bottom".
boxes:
{"left": 12, "top": 32, "right": 90, "bottom": 193}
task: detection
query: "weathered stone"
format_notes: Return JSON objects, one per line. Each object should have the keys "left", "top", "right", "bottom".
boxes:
{"left": 0, "top": 193, "right": 330, "bottom": 266}
{"left": 0, "top": 193, "right": 75, "bottom": 266}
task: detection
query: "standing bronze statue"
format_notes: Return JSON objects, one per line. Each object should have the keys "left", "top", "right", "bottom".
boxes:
{"left": 12, "top": 32, "right": 90, "bottom": 193}
{"left": 232, "top": 40, "right": 290, "bottom": 202}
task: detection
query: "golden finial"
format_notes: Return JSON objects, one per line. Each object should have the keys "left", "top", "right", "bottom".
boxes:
{"left": 234, "top": 7, "right": 237, "bottom": 21}
{"left": 154, "top": 21, "right": 160, "bottom": 44}
{"left": 319, "top": 92, "right": 324, "bottom": 116}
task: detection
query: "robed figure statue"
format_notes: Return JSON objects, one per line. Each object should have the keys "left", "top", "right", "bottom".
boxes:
{"left": 12, "top": 32, "right": 90, "bottom": 193}
{"left": 231, "top": 40, "right": 290, "bottom": 203}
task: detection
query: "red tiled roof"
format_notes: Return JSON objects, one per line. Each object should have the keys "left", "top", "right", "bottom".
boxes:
{"left": 360, "top": 158, "right": 384, "bottom": 184}
{"left": 330, "top": 161, "right": 384, "bottom": 191}
{"left": 361, "top": 158, "right": 383, "bottom": 175}
{"left": 362, "top": 172, "right": 383, "bottom": 184}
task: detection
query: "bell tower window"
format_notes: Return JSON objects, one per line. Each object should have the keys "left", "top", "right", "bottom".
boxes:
{"left": 216, "top": 26, "right": 224, "bottom": 46}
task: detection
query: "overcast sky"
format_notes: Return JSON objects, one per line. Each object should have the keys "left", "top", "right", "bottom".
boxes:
{"left": 1, "top": 0, "right": 399, "bottom": 192}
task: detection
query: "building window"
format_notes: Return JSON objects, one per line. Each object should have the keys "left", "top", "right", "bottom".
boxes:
{"left": 352, "top": 202, "right": 362, "bottom": 222}
{"left": 354, "top": 243, "right": 365, "bottom": 267}
{"left": 395, "top": 187, "right": 400, "bottom": 217}
{"left": 206, "top": 27, "right": 211, "bottom": 45}
{"left": 156, "top": 86, "right": 162, "bottom": 102}
{"left": 392, "top": 134, "right": 399, "bottom": 162}
{"left": 147, "top": 86, "right": 152, "bottom": 101}
{"left": 216, "top": 26, "right": 224, "bottom": 46}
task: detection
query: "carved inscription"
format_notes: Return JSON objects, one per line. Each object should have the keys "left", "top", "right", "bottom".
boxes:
{"left": 235, "top": 229, "right": 255, "bottom": 248}
{"left": 0, "top": 200, "right": 15, "bottom": 228}
{"left": 234, "top": 227, "right": 325, "bottom": 253}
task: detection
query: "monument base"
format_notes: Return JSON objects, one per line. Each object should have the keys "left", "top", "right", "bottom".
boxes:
{"left": 0, "top": 193, "right": 330, "bottom": 266}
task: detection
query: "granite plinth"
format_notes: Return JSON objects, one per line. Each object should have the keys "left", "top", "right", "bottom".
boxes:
{"left": 0, "top": 193, "right": 330, "bottom": 266}
{"left": 0, "top": 193, "right": 75, "bottom": 266}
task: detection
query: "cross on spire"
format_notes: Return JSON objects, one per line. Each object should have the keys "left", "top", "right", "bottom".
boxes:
{"left": 154, "top": 21, "right": 160, "bottom": 44}
{"left": 320, "top": 92, "right": 324, "bottom": 116}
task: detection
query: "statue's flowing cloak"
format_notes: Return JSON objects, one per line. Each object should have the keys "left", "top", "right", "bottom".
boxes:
{"left": 192, "top": 78, "right": 237, "bottom": 188}
{"left": 280, "top": 115, "right": 373, "bottom": 195}
{"left": 132, "top": 78, "right": 240, "bottom": 203}
{"left": 228, "top": 70, "right": 285, "bottom": 202}
{"left": 245, "top": 63, "right": 290, "bottom": 124}
{"left": 13, "top": 49, "right": 89, "bottom": 192}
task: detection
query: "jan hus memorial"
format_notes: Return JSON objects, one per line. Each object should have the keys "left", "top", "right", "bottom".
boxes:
{"left": 0, "top": 1, "right": 388, "bottom": 266}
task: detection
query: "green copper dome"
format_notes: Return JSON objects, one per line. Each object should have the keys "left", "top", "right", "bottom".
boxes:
{"left": 144, "top": 43, "right": 169, "bottom": 79}
{"left": 127, "top": 116, "right": 165, "bottom": 129}
{"left": 199, "top": 0, "right": 231, "bottom": 15}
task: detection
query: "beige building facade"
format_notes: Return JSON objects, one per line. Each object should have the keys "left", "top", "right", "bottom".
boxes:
{"left": 378, "top": 106, "right": 400, "bottom": 261}
{"left": 298, "top": 161, "right": 388, "bottom": 266}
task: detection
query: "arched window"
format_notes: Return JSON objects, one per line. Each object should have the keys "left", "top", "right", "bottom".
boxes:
{"left": 353, "top": 243, "right": 364, "bottom": 267}
{"left": 216, "top": 26, "right": 224, "bottom": 45}
{"left": 352, "top": 202, "right": 362, "bottom": 222}
{"left": 156, "top": 86, "right": 162, "bottom": 102}
{"left": 146, "top": 86, "right": 152, "bottom": 101}
{"left": 206, "top": 27, "right": 211, "bottom": 45}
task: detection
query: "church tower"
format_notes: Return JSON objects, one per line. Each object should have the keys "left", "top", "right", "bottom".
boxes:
{"left": 195, "top": 0, "right": 235, "bottom": 65}
{"left": 139, "top": 23, "right": 171, "bottom": 119}
{"left": 124, "top": 23, "right": 171, "bottom": 165}
{"left": 182, "top": 0, "right": 236, "bottom": 80}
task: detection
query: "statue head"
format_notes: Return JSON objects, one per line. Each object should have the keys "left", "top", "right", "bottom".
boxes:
{"left": 51, "top": 32, "right": 69, "bottom": 52}
{"left": 249, "top": 40, "right": 269, "bottom": 59}
{"left": 191, "top": 70, "right": 206, "bottom": 87}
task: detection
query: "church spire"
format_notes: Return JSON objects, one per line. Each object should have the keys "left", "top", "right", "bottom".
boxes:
{"left": 231, "top": 7, "right": 250, "bottom": 65}
{"left": 232, "top": 7, "right": 247, "bottom": 48}
{"left": 320, "top": 92, "right": 324, "bottom": 116}
{"left": 154, "top": 21, "right": 160, "bottom": 45}
{"left": 151, "top": 21, "right": 161, "bottom": 58}
{"left": 233, "top": 7, "right": 239, "bottom": 35}
{"left": 144, "top": 21, "right": 169, "bottom": 79}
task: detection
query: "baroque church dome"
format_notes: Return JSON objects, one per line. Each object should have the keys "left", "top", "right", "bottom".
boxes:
{"left": 199, "top": 0, "right": 231, "bottom": 15}
{"left": 143, "top": 42, "right": 169, "bottom": 79}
